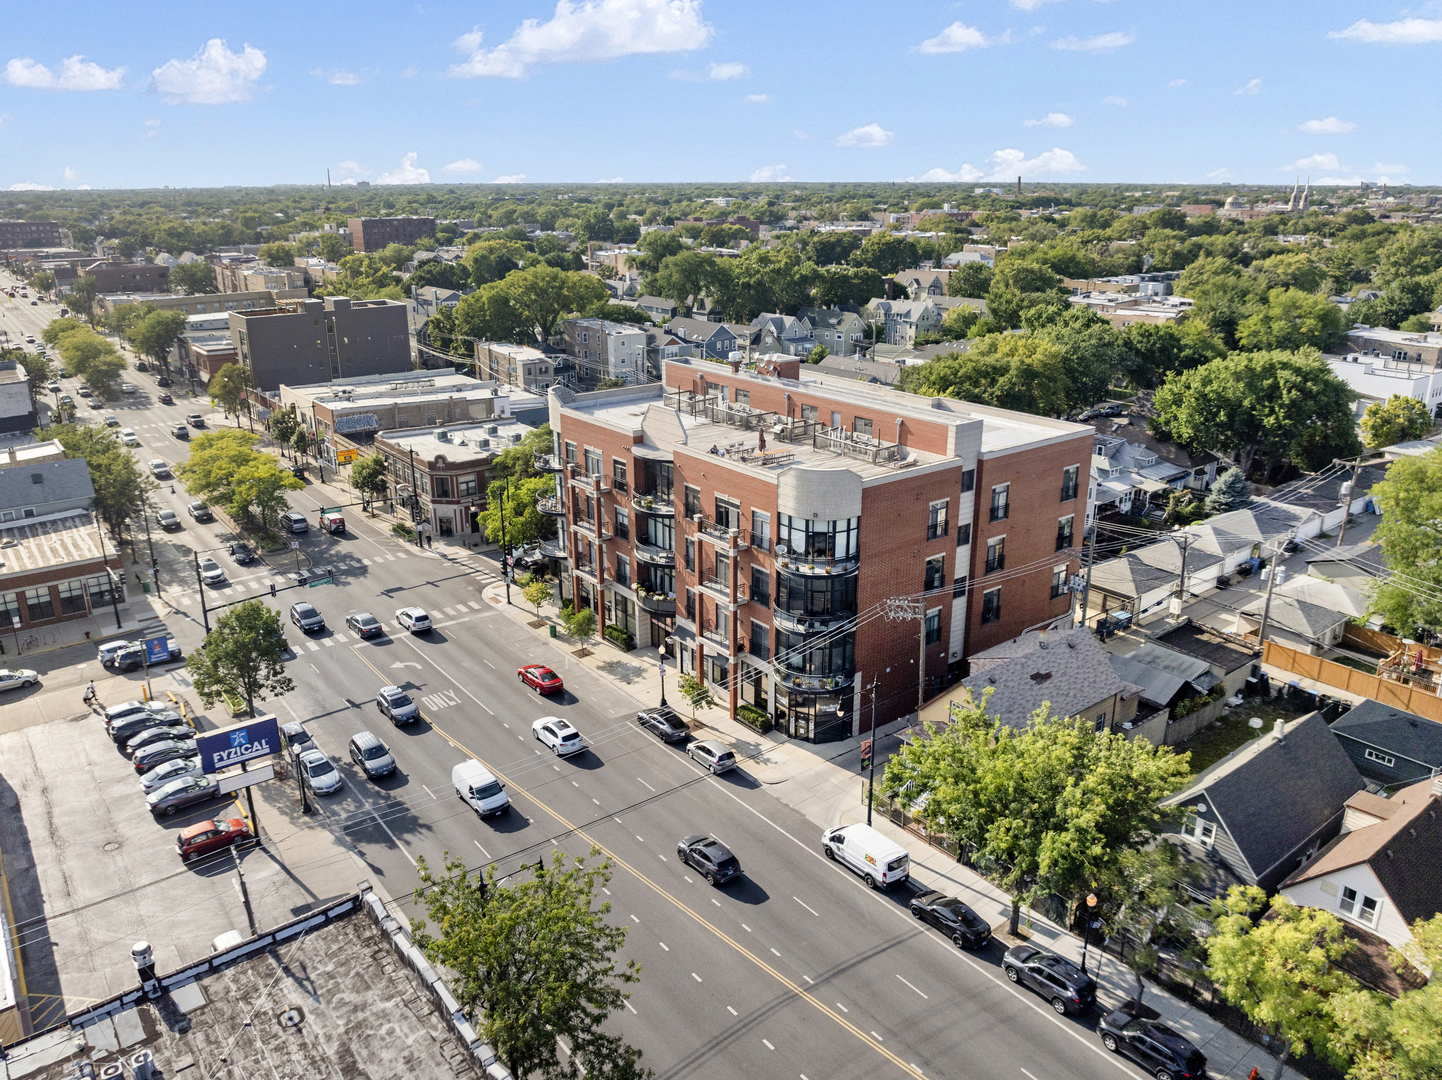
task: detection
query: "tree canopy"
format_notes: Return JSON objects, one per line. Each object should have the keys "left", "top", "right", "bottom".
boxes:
{"left": 897, "top": 335, "right": 1070, "bottom": 416}
{"left": 1366, "top": 447, "right": 1442, "bottom": 633}
{"left": 1360, "top": 394, "right": 1433, "bottom": 449}
{"left": 186, "top": 600, "right": 294, "bottom": 717}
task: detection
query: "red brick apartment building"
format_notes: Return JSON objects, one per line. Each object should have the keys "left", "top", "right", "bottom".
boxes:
{"left": 542, "top": 357, "right": 1093, "bottom": 742}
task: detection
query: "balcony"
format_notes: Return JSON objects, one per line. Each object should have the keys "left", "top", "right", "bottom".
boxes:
{"left": 633, "top": 539, "right": 676, "bottom": 566}
{"left": 700, "top": 622, "right": 733, "bottom": 653}
{"left": 632, "top": 492, "right": 675, "bottom": 517}
{"left": 694, "top": 517, "right": 750, "bottom": 551}
{"left": 634, "top": 589, "right": 676, "bottom": 616}
{"left": 573, "top": 561, "right": 600, "bottom": 584}
{"left": 537, "top": 496, "right": 566, "bottom": 517}
{"left": 539, "top": 537, "right": 569, "bottom": 560}
{"left": 774, "top": 549, "right": 859, "bottom": 576}
{"left": 534, "top": 453, "right": 564, "bottom": 473}
{"left": 571, "top": 517, "right": 612, "bottom": 542}
{"left": 775, "top": 668, "right": 855, "bottom": 693}
{"left": 772, "top": 608, "right": 855, "bottom": 636}
{"left": 569, "top": 472, "right": 611, "bottom": 494}
{"left": 612, "top": 476, "right": 629, "bottom": 495}
{"left": 697, "top": 570, "right": 748, "bottom": 608}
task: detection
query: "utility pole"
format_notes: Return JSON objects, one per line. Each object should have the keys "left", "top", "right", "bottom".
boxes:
{"left": 1174, "top": 529, "right": 1191, "bottom": 609}
{"left": 195, "top": 553, "right": 210, "bottom": 633}
{"left": 1334, "top": 457, "right": 1366, "bottom": 549}
{"left": 95, "top": 515, "right": 122, "bottom": 630}
{"left": 1255, "top": 540, "right": 1285, "bottom": 650}
{"left": 863, "top": 677, "right": 879, "bottom": 825}
{"left": 499, "top": 479, "right": 512, "bottom": 606}
{"left": 1076, "top": 523, "right": 1099, "bottom": 630}
{"left": 142, "top": 500, "right": 159, "bottom": 595}
{"left": 882, "top": 596, "right": 926, "bottom": 714}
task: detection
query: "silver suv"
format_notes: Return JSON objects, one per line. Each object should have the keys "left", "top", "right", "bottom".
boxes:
{"left": 349, "top": 731, "right": 396, "bottom": 779}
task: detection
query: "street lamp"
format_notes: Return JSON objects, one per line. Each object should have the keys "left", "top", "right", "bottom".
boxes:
{"left": 1080, "top": 892, "right": 1099, "bottom": 975}
{"left": 659, "top": 634, "right": 676, "bottom": 707}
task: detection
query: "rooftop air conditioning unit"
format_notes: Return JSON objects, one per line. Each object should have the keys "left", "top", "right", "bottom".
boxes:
{"left": 434, "top": 429, "right": 449, "bottom": 441}
{"left": 488, "top": 425, "right": 499, "bottom": 436}
{"left": 477, "top": 438, "right": 490, "bottom": 448}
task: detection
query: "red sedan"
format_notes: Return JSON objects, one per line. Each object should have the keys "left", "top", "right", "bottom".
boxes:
{"left": 517, "top": 664, "right": 565, "bottom": 695}
{"left": 176, "top": 817, "right": 251, "bottom": 862}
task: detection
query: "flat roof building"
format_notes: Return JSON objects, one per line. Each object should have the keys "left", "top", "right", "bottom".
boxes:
{"left": 347, "top": 215, "right": 436, "bottom": 253}
{"left": 230, "top": 296, "right": 411, "bottom": 392}
{"left": 0, "top": 220, "right": 63, "bottom": 249}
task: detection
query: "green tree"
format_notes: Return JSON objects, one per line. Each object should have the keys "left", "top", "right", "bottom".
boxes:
{"left": 411, "top": 850, "right": 649, "bottom": 1080}
{"left": 1152, "top": 349, "right": 1361, "bottom": 478}
{"left": 1360, "top": 394, "right": 1433, "bottom": 449}
{"left": 460, "top": 265, "right": 608, "bottom": 346}
{"left": 268, "top": 406, "right": 300, "bottom": 452}
{"left": 880, "top": 694, "right": 1191, "bottom": 933}
{"left": 677, "top": 672, "right": 716, "bottom": 722}
{"left": 1031, "top": 308, "right": 1127, "bottom": 410}
{"left": 629, "top": 229, "right": 685, "bottom": 277}
{"left": 806, "top": 344, "right": 830, "bottom": 364}
{"left": 565, "top": 605, "right": 597, "bottom": 649}
{"left": 185, "top": 599, "right": 295, "bottom": 717}
{"left": 38, "top": 422, "right": 153, "bottom": 536}
{"left": 291, "top": 427, "right": 312, "bottom": 460}
{"left": 404, "top": 258, "right": 472, "bottom": 293}
{"left": 465, "top": 238, "right": 528, "bottom": 286}
{"left": 1367, "top": 448, "right": 1442, "bottom": 632}
{"left": 316, "top": 232, "right": 349, "bottom": 263}
{"left": 168, "top": 262, "right": 218, "bottom": 294}
{"left": 28, "top": 271, "right": 56, "bottom": 294}
{"left": 897, "top": 335, "right": 1070, "bottom": 416}
{"left": 1119, "top": 320, "right": 1226, "bottom": 389}
{"left": 81, "top": 353, "right": 127, "bottom": 400}
{"left": 128, "top": 309, "right": 188, "bottom": 368}
{"left": 1205, "top": 467, "right": 1252, "bottom": 514}
{"left": 1330, "top": 913, "right": 1442, "bottom": 1080}
{"left": 102, "top": 302, "right": 150, "bottom": 340}
{"left": 67, "top": 275, "right": 99, "bottom": 325}
{"left": 258, "top": 241, "right": 298, "bottom": 267}
{"left": 351, "top": 452, "right": 390, "bottom": 511}
{"left": 849, "top": 233, "right": 920, "bottom": 276}
{"left": 479, "top": 474, "right": 557, "bottom": 549}
{"left": 1237, "top": 288, "right": 1348, "bottom": 352}
{"left": 1206, "top": 888, "right": 1355, "bottom": 1067}
{"left": 651, "top": 250, "right": 718, "bottom": 315}
{"left": 15, "top": 347, "right": 54, "bottom": 397}
{"left": 523, "top": 577, "right": 554, "bottom": 618}
{"left": 947, "top": 261, "right": 994, "bottom": 299}
{"left": 375, "top": 242, "right": 416, "bottom": 270}
{"left": 937, "top": 305, "right": 982, "bottom": 340}
{"left": 174, "top": 429, "right": 262, "bottom": 513}
{"left": 210, "top": 362, "right": 254, "bottom": 420}
{"left": 490, "top": 423, "right": 551, "bottom": 482}
{"left": 812, "top": 265, "right": 884, "bottom": 309}
{"left": 41, "top": 317, "right": 85, "bottom": 347}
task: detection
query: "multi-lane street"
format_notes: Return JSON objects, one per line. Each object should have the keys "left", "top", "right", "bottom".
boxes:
{"left": 2, "top": 280, "right": 1148, "bottom": 1080}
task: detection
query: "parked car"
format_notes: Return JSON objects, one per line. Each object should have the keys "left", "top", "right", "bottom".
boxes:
{"left": 171, "top": 423, "right": 188, "bottom": 439}
{"left": 76, "top": 386, "right": 91, "bottom": 397}
{"left": 348, "top": 731, "right": 396, "bottom": 779}
{"left": 228, "top": 541, "right": 254, "bottom": 564}
{"left": 517, "top": 664, "right": 564, "bottom": 695}
{"left": 132, "top": 737, "right": 200, "bottom": 774}
{"left": 1099, "top": 403, "right": 1124, "bottom": 416}
{"left": 909, "top": 891, "right": 992, "bottom": 949}
{"left": 108, "top": 710, "right": 185, "bottom": 744}
{"left": 1098, "top": 1004, "right": 1208, "bottom": 1080}
{"left": 345, "top": 612, "right": 383, "bottom": 638}
{"left": 198, "top": 557, "right": 225, "bottom": 586}
{"left": 121, "top": 383, "right": 137, "bottom": 395}
{"left": 1002, "top": 944, "right": 1097, "bottom": 1015}
{"left": 108, "top": 641, "right": 180, "bottom": 672}
{"left": 103, "top": 415, "right": 119, "bottom": 427}
{"left": 280, "top": 721, "right": 316, "bottom": 760}
{"left": 375, "top": 685, "right": 419, "bottom": 725}
{"left": 395, "top": 607, "right": 432, "bottom": 633}
{"left": 176, "top": 818, "right": 249, "bottom": 862}
{"left": 298, "top": 749, "right": 342, "bottom": 795}
{"left": 532, "top": 716, "right": 585, "bottom": 756}
{"left": 186, "top": 413, "right": 205, "bottom": 427}
{"left": 687, "top": 739, "right": 737, "bottom": 774}
{"left": 188, "top": 500, "right": 213, "bottom": 523}
{"left": 147, "top": 775, "right": 220, "bottom": 816}
{"left": 823, "top": 823, "right": 910, "bottom": 889}
{"left": 148, "top": 458, "right": 171, "bottom": 479}
{"left": 120, "top": 429, "right": 140, "bottom": 447}
{"left": 103, "top": 698, "right": 168, "bottom": 722}
{"left": 134, "top": 361, "right": 148, "bottom": 372}
{"left": 676, "top": 835, "right": 743, "bottom": 885}
{"left": 124, "top": 722, "right": 195, "bottom": 757}
{"left": 139, "top": 756, "right": 203, "bottom": 794}
{"left": 280, "top": 511, "right": 308, "bottom": 533}
{"left": 289, "top": 602, "right": 325, "bottom": 632}
{"left": 636, "top": 706, "right": 689, "bottom": 742}
{"left": 0, "top": 668, "right": 38, "bottom": 692}
{"left": 156, "top": 376, "right": 174, "bottom": 388}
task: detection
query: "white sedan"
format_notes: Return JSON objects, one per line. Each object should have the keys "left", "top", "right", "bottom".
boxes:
{"left": 395, "top": 607, "right": 432, "bottom": 633}
{"left": 197, "top": 556, "right": 226, "bottom": 586}
{"left": 298, "top": 749, "right": 343, "bottom": 795}
{"left": 532, "top": 716, "right": 585, "bottom": 756}
{"left": 0, "top": 668, "right": 39, "bottom": 691}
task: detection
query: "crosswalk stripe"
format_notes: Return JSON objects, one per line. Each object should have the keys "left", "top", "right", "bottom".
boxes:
{"left": 467, "top": 601, "right": 483, "bottom": 610}
{"left": 322, "top": 638, "right": 334, "bottom": 647}
{"left": 333, "top": 632, "right": 346, "bottom": 642}
{"left": 362, "top": 558, "right": 371, "bottom": 566}
{"left": 394, "top": 551, "right": 407, "bottom": 559}
{"left": 306, "top": 641, "right": 319, "bottom": 652}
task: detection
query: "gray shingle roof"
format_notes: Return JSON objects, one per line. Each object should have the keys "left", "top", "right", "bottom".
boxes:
{"left": 0, "top": 457, "right": 94, "bottom": 512}
{"left": 1331, "top": 700, "right": 1442, "bottom": 769}
{"left": 1108, "top": 654, "right": 1188, "bottom": 709}
{"left": 961, "top": 626, "right": 1141, "bottom": 728}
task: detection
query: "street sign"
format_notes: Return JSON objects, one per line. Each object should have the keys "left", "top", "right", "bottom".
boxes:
{"left": 143, "top": 637, "right": 170, "bottom": 664}
{"left": 658, "top": 664, "right": 667, "bottom": 678}
{"left": 336, "top": 448, "right": 359, "bottom": 464}
{"left": 196, "top": 716, "right": 280, "bottom": 774}
{"left": 307, "top": 577, "right": 332, "bottom": 588}
{"left": 290, "top": 541, "right": 300, "bottom": 550}
{"left": 216, "top": 762, "right": 276, "bottom": 794}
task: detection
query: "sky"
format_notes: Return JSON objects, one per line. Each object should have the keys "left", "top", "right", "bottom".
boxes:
{"left": 1, "top": 0, "right": 1439, "bottom": 191}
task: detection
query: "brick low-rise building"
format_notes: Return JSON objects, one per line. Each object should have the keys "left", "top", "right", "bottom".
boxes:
{"left": 0, "top": 220, "right": 63, "bottom": 249}
{"left": 347, "top": 216, "right": 436, "bottom": 253}
{"left": 542, "top": 355, "right": 1093, "bottom": 741}
{"left": 79, "top": 260, "right": 169, "bottom": 293}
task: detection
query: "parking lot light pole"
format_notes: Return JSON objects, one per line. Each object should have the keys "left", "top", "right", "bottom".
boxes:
{"left": 194, "top": 552, "right": 210, "bottom": 633}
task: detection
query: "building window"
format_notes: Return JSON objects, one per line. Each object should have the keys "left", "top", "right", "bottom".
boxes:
{"left": 952, "top": 575, "right": 968, "bottom": 598}
{"left": 1339, "top": 886, "right": 1382, "bottom": 927}
{"left": 1186, "top": 815, "right": 1217, "bottom": 847}
{"left": 1051, "top": 565, "right": 1068, "bottom": 599}
{"left": 751, "top": 510, "right": 771, "bottom": 552}
{"left": 734, "top": 389, "right": 750, "bottom": 407}
{"left": 980, "top": 587, "right": 1001, "bottom": 624}
{"left": 1057, "top": 515, "right": 1074, "bottom": 552}
{"left": 989, "top": 483, "right": 1010, "bottom": 522}
{"left": 750, "top": 621, "right": 770, "bottom": 660}
{"left": 0, "top": 593, "right": 19, "bottom": 624}
{"left": 715, "top": 496, "right": 741, "bottom": 531}
{"left": 564, "top": 441, "right": 577, "bottom": 465}
{"left": 433, "top": 475, "right": 451, "bottom": 499}
{"left": 614, "top": 507, "right": 629, "bottom": 541}
{"left": 458, "top": 477, "right": 478, "bottom": 499}
{"left": 960, "top": 468, "right": 975, "bottom": 493}
{"left": 927, "top": 500, "right": 949, "bottom": 540}
{"left": 685, "top": 588, "right": 695, "bottom": 622}
{"left": 23, "top": 586, "right": 54, "bottom": 621}
{"left": 750, "top": 565, "right": 771, "bottom": 607}
{"left": 584, "top": 449, "right": 602, "bottom": 476}
{"left": 801, "top": 404, "right": 818, "bottom": 426}
{"left": 57, "top": 580, "right": 87, "bottom": 615}
{"left": 985, "top": 536, "right": 1005, "bottom": 574}
{"left": 614, "top": 555, "right": 630, "bottom": 587}
{"left": 924, "top": 555, "right": 946, "bottom": 592}
{"left": 924, "top": 608, "right": 941, "bottom": 645}
{"left": 684, "top": 484, "right": 702, "bottom": 519}
{"left": 612, "top": 459, "right": 628, "bottom": 493}
{"left": 684, "top": 538, "right": 695, "bottom": 571}
{"left": 1061, "top": 465, "right": 1080, "bottom": 502}
{"left": 956, "top": 522, "right": 971, "bottom": 548}
{"left": 1364, "top": 748, "right": 1395, "bottom": 768}
{"left": 853, "top": 416, "right": 873, "bottom": 438}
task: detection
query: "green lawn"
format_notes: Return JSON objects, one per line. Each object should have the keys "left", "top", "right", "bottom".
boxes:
{"left": 1171, "top": 700, "right": 1309, "bottom": 777}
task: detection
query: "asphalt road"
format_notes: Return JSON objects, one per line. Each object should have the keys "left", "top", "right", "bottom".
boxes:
{"left": 2, "top": 280, "right": 1149, "bottom": 1080}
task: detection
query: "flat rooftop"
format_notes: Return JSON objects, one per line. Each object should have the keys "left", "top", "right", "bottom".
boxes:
{"left": 0, "top": 510, "right": 106, "bottom": 575}
{"left": 379, "top": 416, "right": 536, "bottom": 460}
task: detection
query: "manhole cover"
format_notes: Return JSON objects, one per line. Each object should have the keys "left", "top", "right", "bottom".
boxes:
{"left": 103, "top": 842, "right": 120, "bottom": 852}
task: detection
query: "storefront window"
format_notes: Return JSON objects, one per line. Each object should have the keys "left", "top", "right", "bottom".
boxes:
{"left": 23, "top": 586, "right": 54, "bottom": 622}
{"left": 57, "top": 580, "right": 88, "bottom": 615}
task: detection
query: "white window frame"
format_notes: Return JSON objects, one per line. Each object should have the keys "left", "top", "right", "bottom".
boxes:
{"left": 1339, "top": 885, "right": 1383, "bottom": 927}
{"left": 1186, "top": 815, "right": 1216, "bottom": 848}
{"left": 1364, "top": 748, "right": 1396, "bottom": 768}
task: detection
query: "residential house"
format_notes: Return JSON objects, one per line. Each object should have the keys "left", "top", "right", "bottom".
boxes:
{"left": 644, "top": 327, "right": 686, "bottom": 378}
{"left": 796, "top": 307, "right": 868, "bottom": 357}
{"left": 473, "top": 342, "right": 566, "bottom": 395}
{"left": 864, "top": 298, "right": 942, "bottom": 347}
{"left": 1344, "top": 325, "right": 1442, "bottom": 367}
{"left": 751, "top": 313, "right": 816, "bottom": 357}
{"left": 663, "top": 316, "right": 739, "bottom": 362}
{"left": 1305, "top": 541, "right": 1386, "bottom": 593}
{"left": 894, "top": 270, "right": 950, "bottom": 297}
{"left": 1223, "top": 576, "right": 1370, "bottom": 652}
{"left": 1331, "top": 700, "right": 1442, "bottom": 785}
{"left": 561, "top": 319, "right": 648, "bottom": 384}
{"left": 1089, "top": 414, "right": 1220, "bottom": 493}
{"left": 79, "top": 260, "right": 169, "bottom": 293}
{"left": 1068, "top": 292, "right": 1192, "bottom": 328}
{"left": 0, "top": 354, "right": 36, "bottom": 435}
{"left": 635, "top": 295, "right": 677, "bottom": 321}
{"left": 1162, "top": 713, "right": 1367, "bottom": 896}
{"left": 1280, "top": 778, "right": 1442, "bottom": 953}
{"left": 1148, "top": 621, "right": 1258, "bottom": 699}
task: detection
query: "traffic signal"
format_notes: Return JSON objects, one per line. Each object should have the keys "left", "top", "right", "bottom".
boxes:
{"left": 859, "top": 739, "right": 873, "bottom": 771}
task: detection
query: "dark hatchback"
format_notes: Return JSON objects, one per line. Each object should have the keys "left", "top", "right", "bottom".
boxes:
{"left": 637, "top": 706, "right": 689, "bottom": 743}
{"left": 908, "top": 890, "right": 992, "bottom": 949}
{"left": 676, "top": 834, "right": 742, "bottom": 885}
{"left": 1002, "top": 944, "right": 1097, "bottom": 1015}
{"left": 1099, "top": 1004, "right": 1208, "bottom": 1080}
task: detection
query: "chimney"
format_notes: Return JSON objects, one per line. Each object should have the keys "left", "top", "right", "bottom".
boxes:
{"left": 1273, "top": 718, "right": 1286, "bottom": 742}
{"left": 1038, "top": 630, "right": 1048, "bottom": 650}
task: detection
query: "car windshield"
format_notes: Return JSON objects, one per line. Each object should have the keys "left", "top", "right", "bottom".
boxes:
{"left": 536, "top": 668, "right": 556, "bottom": 679}
{"left": 309, "top": 759, "right": 335, "bottom": 777}
{"left": 474, "top": 781, "right": 503, "bottom": 799}
{"left": 361, "top": 745, "right": 388, "bottom": 760}
{"left": 357, "top": 615, "right": 377, "bottom": 627}
{"left": 386, "top": 691, "right": 412, "bottom": 706}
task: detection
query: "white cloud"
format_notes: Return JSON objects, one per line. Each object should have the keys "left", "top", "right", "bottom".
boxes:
{"left": 442, "top": 157, "right": 485, "bottom": 175}
{"left": 1167, "top": 78, "right": 1186, "bottom": 87}
{"left": 918, "top": 22, "right": 1001, "bottom": 53}
{"left": 1206, "top": 167, "right": 1231, "bottom": 180}
{"left": 1284, "top": 152, "right": 1340, "bottom": 172}
{"left": 62, "top": 166, "right": 77, "bottom": 182}
{"left": 144, "top": 117, "right": 160, "bottom": 138}
{"left": 337, "top": 159, "right": 364, "bottom": 172}
{"left": 1025, "top": 111, "right": 1074, "bottom": 128}
{"left": 748, "top": 164, "right": 792, "bottom": 182}
{"left": 493, "top": 174, "right": 527, "bottom": 184}
{"left": 2, "top": 55, "right": 127, "bottom": 91}
{"left": 1234, "top": 77, "right": 1263, "bottom": 95}
{"left": 916, "top": 146, "right": 1086, "bottom": 183}
{"left": 597, "top": 176, "right": 625, "bottom": 183}
{"left": 376, "top": 152, "right": 431, "bottom": 184}
{"left": 835, "top": 123, "right": 893, "bottom": 149}
{"left": 707, "top": 61, "right": 747, "bottom": 80}
{"left": 77, "top": 184, "right": 90, "bottom": 190}
{"left": 1011, "top": 0, "right": 1062, "bottom": 10}
{"left": 152, "top": 39, "right": 267, "bottom": 104}
{"left": 1052, "top": 31, "right": 1135, "bottom": 52}
{"left": 1299, "top": 116, "right": 1355, "bottom": 134}
{"left": 1103, "top": 95, "right": 1127, "bottom": 106}
{"left": 741, "top": 93, "right": 770, "bottom": 104}
{"left": 1330, "top": 18, "right": 1442, "bottom": 44}
{"left": 449, "top": 0, "right": 712, "bottom": 79}
{"left": 328, "top": 71, "right": 361, "bottom": 86}
{"left": 7, "top": 182, "right": 55, "bottom": 191}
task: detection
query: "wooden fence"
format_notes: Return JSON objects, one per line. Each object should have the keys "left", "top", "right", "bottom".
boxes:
{"left": 1263, "top": 641, "right": 1442, "bottom": 722}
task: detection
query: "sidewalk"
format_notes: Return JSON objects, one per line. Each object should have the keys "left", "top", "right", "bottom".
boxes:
{"left": 479, "top": 580, "right": 1307, "bottom": 1080}
{"left": 0, "top": 604, "right": 153, "bottom": 662}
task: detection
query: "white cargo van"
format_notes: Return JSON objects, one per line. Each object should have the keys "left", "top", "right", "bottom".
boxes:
{"left": 822, "top": 823, "right": 910, "bottom": 889}
{"left": 452, "top": 759, "right": 510, "bottom": 818}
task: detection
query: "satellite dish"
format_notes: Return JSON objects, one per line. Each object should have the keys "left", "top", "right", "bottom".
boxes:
{"left": 1249, "top": 717, "right": 1263, "bottom": 729}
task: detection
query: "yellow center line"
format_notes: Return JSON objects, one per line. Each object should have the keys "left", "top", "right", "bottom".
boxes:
{"left": 344, "top": 643, "right": 923, "bottom": 1079}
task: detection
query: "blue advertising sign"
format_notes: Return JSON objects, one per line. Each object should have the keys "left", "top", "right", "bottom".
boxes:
{"left": 143, "top": 637, "right": 170, "bottom": 665}
{"left": 196, "top": 716, "right": 280, "bottom": 775}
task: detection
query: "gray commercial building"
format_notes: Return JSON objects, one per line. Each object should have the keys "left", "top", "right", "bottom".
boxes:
{"left": 230, "top": 296, "right": 411, "bottom": 391}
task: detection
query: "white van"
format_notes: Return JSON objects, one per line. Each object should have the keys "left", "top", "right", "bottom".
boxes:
{"left": 452, "top": 759, "right": 510, "bottom": 818}
{"left": 822, "top": 823, "right": 910, "bottom": 889}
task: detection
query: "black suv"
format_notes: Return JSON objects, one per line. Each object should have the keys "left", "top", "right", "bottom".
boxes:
{"left": 1099, "top": 1004, "right": 1208, "bottom": 1080}
{"left": 1002, "top": 944, "right": 1097, "bottom": 1015}
{"left": 676, "top": 835, "right": 742, "bottom": 885}
{"left": 908, "top": 891, "right": 992, "bottom": 949}
{"left": 289, "top": 602, "right": 325, "bottom": 632}
{"left": 637, "top": 706, "right": 689, "bottom": 743}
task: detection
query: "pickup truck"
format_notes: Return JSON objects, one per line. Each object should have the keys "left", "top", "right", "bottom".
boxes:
{"left": 317, "top": 507, "right": 346, "bottom": 534}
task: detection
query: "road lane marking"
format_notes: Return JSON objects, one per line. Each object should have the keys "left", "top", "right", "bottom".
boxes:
{"left": 896, "top": 975, "right": 928, "bottom": 999}
{"left": 659, "top": 942, "right": 669, "bottom": 951}
{"left": 422, "top": 785, "right": 435, "bottom": 800}
{"left": 872, "top": 1032, "right": 883, "bottom": 1042}
{"left": 770, "top": 948, "right": 780, "bottom": 957}
{"left": 711, "top": 898, "right": 720, "bottom": 907}
{"left": 762, "top": 1039, "right": 773, "bottom": 1050}
{"left": 637, "top": 776, "right": 655, "bottom": 791}
{"left": 624, "top": 999, "right": 636, "bottom": 1014}
{"left": 635, "top": 835, "right": 644, "bottom": 842}
{"left": 727, "top": 1006, "right": 737, "bottom": 1016}
{"left": 658, "top": 854, "right": 667, "bottom": 862}
{"left": 837, "top": 1003, "right": 848, "bottom": 1012}
{"left": 691, "top": 973, "right": 702, "bottom": 982}
{"left": 741, "top": 923, "right": 751, "bottom": 932}
{"left": 468, "top": 600, "right": 483, "bottom": 609}
{"left": 630, "top": 915, "right": 639, "bottom": 923}
{"left": 474, "top": 840, "right": 491, "bottom": 859}
{"left": 396, "top": 636, "right": 492, "bottom": 713}
{"left": 1020, "top": 1071, "right": 1041, "bottom": 1080}
{"left": 803, "top": 975, "right": 813, "bottom": 984}
{"left": 794, "top": 896, "right": 820, "bottom": 916}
